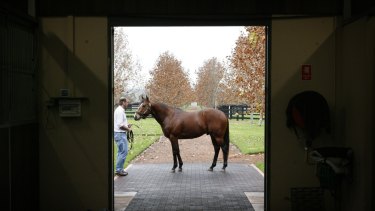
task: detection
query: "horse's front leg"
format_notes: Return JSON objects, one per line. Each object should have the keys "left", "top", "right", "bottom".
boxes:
{"left": 176, "top": 147, "right": 183, "bottom": 171}
{"left": 171, "top": 141, "right": 178, "bottom": 172}
{"left": 171, "top": 139, "right": 183, "bottom": 172}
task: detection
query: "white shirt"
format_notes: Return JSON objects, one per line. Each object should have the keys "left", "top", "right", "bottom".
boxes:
{"left": 114, "top": 105, "right": 128, "bottom": 132}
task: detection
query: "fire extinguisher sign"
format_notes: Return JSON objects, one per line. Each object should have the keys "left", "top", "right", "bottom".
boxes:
{"left": 302, "top": 64, "right": 312, "bottom": 80}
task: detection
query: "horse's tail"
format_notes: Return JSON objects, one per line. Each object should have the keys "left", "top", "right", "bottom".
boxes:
{"left": 224, "top": 119, "right": 230, "bottom": 148}
{"left": 222, "top": 119, "right": 230, "bottom": 169}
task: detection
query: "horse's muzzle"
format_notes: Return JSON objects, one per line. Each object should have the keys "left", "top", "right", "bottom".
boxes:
{"left": 134, "top": 113, "right": 141, "bottom": 121}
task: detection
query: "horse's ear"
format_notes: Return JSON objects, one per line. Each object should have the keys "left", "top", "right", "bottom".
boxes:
{"left": 146, "top": 95, "right": 149, "bottom": 101}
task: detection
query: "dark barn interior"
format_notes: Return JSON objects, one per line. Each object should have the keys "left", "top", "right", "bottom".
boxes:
{"left": 1, "top": 0, "right": 374, "bottom": 210}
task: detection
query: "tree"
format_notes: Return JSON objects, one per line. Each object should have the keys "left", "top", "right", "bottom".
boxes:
{"left": 123, "top": 60, "right": 149, "bottom": 103}
{"left": 113, "top": 27, "right": 139, "bottom": 103}
{"left": 147, "top": 51, "right": 194, "bottom": 107}
{"left": 216, "top": 62, "right": 246, "bottom": 105}
{"left": 195, "top": 57, "right": 225, "bottom": 108}
{"left": 229, "top": 26, "right": 266, "bottom": 114}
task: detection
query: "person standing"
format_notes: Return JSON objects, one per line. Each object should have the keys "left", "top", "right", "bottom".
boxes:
{"left": 114, "top": 97, "right": 132, "bottom": 176}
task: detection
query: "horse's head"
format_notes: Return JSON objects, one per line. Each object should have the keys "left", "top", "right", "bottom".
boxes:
{"left": 134, "top": 96, "right": 152, "bottom": 121}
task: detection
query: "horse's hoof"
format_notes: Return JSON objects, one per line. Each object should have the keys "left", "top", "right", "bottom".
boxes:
{"left": 178, "top": 168, "right": 182, "bottom": 172}
{"left": 208, "top": 167, "right": 213, "bottom": 171}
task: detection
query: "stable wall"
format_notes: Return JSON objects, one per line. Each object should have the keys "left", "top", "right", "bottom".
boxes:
{"left": 38, "top": 17, "right": 110, "bottom": 210}
{"left": 37, "top": 16, "right": 374, "bottom": 211}
{"left": 270, "top": 17, "right": 337, "bottom": 210}
{"left": 38, "top": 16, "right": 338, "bottom": 211}
{"left": 270, "top": 16, "right": 375, "bottom": 211}
{"left": 335, "top": 16, "right": 375, "bottom": 211}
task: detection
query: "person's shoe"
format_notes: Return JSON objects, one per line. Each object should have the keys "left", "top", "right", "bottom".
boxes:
{"left": 115, "top": 170, "right": 128, "bottom": 176}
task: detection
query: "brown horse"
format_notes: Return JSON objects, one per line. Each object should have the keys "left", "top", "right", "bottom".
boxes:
{"left": 134, "top": 96, "right": 230, "bottom": 172}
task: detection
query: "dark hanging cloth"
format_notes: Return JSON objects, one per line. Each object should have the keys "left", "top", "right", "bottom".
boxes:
{"left": 286, "top": 91, "right": 331, "bottom": 147}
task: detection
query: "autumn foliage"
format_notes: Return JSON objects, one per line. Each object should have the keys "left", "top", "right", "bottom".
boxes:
{"left": 195, "top": 57, "right": 225, "bottom": 108}
{"left": 113, "top": 28, "right": 133, "bottom": 103}
{"left": 147, "top": 52, "right": 194, "bottom": 107}
{"left": 229, "top": 26, "right": 266, "bottom": 113}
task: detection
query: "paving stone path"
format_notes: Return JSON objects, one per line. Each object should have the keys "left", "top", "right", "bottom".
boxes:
{"left": 114, "top": 135, "right": 264, "bottom": 211}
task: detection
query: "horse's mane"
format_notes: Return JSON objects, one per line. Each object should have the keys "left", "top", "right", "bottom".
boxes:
{"left": 153, "top": 102, "right": 183, "bottom": 112}
{"left": 175, "top": 107, "right": 183, "bottom": 111}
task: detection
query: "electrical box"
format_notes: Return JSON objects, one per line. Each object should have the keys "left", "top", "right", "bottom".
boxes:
{"left": 59, "top": 99, "right": 81, "bottom": 117}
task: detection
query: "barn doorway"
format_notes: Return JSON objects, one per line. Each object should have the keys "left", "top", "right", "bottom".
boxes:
{"left": 110, "top": 25, "right": 269, "bottom": 211}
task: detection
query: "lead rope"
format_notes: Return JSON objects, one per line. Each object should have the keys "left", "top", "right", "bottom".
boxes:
{"left": 127, "top": 124, "right": 140, "bottom": 150}
{"left": 127, "top": 130, "right": 134, "bottom": 150}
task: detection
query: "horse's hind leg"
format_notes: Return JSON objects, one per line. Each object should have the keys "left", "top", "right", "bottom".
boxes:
{"left": 209, "top": 136, "right": 220, "bottom": 171}
{"left": 221, "top": 144, "right": 229, "bottom": 170}
{"left": 209, "top": 145, "right": 220, "bottom": 171}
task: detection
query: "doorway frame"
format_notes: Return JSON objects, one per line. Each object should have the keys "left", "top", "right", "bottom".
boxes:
{"left": 107, "top": 17, "right": 271, "bottom": 211}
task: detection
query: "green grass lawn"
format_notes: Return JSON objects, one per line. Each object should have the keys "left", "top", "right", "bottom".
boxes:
{"left": 229, "top": 119, "right": 264, "bottom": 154}
{"left": 114, "top": 118, "right": 265, "bottom": 172}
{"left": 255, "top": 162, "right": 264, "bottom": 172}
{"left": 229, "top": 119, "right": 265, "bottom": 172}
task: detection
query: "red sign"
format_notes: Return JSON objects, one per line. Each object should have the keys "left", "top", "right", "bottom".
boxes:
{"left": 302, "top": 64, "right": 312, "bottom": 80}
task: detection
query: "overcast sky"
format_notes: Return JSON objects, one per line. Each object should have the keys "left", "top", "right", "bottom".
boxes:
{"left": 121, "top": 26, "right": 244, "bottom": 83}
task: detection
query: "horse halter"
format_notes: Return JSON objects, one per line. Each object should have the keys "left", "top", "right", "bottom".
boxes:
{"left": 136, "top": 102, "right": 152, "bottom": 119}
